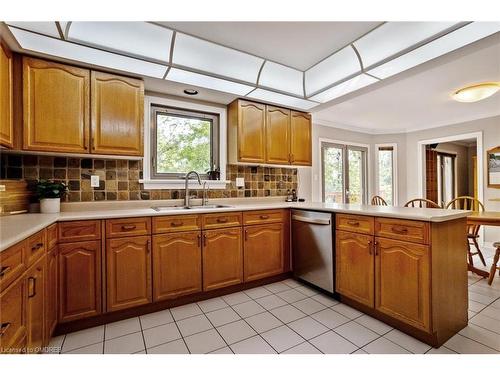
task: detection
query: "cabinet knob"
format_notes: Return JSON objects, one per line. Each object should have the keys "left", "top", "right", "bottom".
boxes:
{"left": 368, "top": 240, "right": 373, "bottom": 255}
{"left": 31, "top": 243, "right": 43, "bottom": 251}
{"left": 216, "top": 217, "right": 228, "bottom": 223}
{"left": 121, "top": 224, "right": 137, "bottom": 231}
{"left": 347, "top": 220, "right": 359, "bottom": 227}
{"left": 28, "top": 276, "right": 36, "bottom": 298}
{"left": 170, "top": 221, "right": 183, "bottom": 227}
{"left": 259, "top": 215, "right": 269, "bottom": 220}
{"left": 0, "top": 266, "right": 11, "bottom": 278}
{"left": 391, "top": 225, "right": 408, "bottom": 234}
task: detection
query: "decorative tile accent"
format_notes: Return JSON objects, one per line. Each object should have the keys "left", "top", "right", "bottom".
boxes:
{"left": 0, "top": 154, "right": 298, "bottom": 202}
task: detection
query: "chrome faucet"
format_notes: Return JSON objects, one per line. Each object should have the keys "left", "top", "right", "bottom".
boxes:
{"left": 202, "top": 181, "right": 210, "bottom": 206}
{"left": 184, "top": 171, "right": 202, "bottom": 208}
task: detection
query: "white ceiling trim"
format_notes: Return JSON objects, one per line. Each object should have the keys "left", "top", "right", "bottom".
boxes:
{"left": 5, "top": 21, "right": 500, "bottom": 112}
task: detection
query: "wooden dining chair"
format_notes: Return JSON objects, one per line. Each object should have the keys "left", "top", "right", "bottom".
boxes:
{"left": 404, "top": 198, "right": 441, "bottom": 209}
{"left": 488, "top": 242, "right": 500, "bottom": 285}
{"left": 371, "top": 195, "right": 388, "bottom": 206}
{"left": 446, "top": 196, "right": 486, "bottom": 267}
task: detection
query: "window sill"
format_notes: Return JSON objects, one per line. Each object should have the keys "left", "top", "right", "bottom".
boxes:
{"left": 139, "top": 179, "right": 230, "bottom": 190}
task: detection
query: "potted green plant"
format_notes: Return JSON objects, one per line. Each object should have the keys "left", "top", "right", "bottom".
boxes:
{"left": 35, "top": 180, "right": 68, "bottom": 213}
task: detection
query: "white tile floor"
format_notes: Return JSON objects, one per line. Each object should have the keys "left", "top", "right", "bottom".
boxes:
{"left": 47, "top": 268, "right": 500, "bottom": 354}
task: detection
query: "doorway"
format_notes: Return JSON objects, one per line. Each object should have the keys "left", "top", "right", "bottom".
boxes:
{"left": 321, "top": 141, "right": 368, "bottom": 204}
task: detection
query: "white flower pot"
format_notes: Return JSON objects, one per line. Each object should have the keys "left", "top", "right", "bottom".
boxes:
{"left": 40, "top": 198, "right": 61, "bottom": 213}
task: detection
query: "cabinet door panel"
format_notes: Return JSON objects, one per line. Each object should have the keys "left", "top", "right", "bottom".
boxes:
{"left": 26, "top": 256, "right": 45, "bottom": 351}
{"left": 91, "top": 71, "right": 144, "bottom": 156}
{"left": 0, "top": 42, "right": 14, "bottom": 148}
{"left": 106, "top": 236, "right": 151, "bottom": 311}
{"left": 244, "top": 223, "right": 284, "bottom": 282}
{"left": 335, "top": 230, "right": 374, "bottom": 307}
{"left": 45, "top": 248, "right": 58, "bottom": 342}
{"left": 0, "top": 276, "right": 26, "bottom": 353}
{"left": 238, "top": 100, "right": 266, "bottom": 163}
{"left": 23, "top": 57, "right": 90, "bottom": 153}
{"left": 153, "top": 232, "right": 202, "bottom": 301}
{"left": 266, "top": 106, "right": 290, "bottom": 164}
{"left": 58, "top": 241, "right": 101, "bottom": 322}
{"left": 203, "top": 228, "right": 243, "bottom": 291}
{"left": 290, "top": 111, "right": 312, "bottom": 166}
{"left": 375, "top": 237, "right": 431, "bottom": 332}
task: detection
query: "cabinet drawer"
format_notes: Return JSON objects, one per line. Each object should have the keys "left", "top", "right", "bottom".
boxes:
{"left": 153, "top": 215, "right": 201, "bottom": 234}
{"left": 202, "top": 212, "right": 242, "bottom": 229}
{"left": 0, "top": 241, "right": 26, "bottom": 293}
{"left": 58, "top": 220, "right": 101, "bottom": 243}
{"left": 375, "top": 218, "right": 429, "bottom": 245}
{"left": 26, "top": 230, "right": 46, "bottom": 266}
{"left": 336, "top": 214, "right": 374, "bottom": 235}
{"left": 47, "top": 223, "right": 58, "bottom": 249}
{"left": 243, "top": 209, "right": 285, "bottom": 225}
{"left": 0, "top": 277, "right": 26, "bottom": 351}
{"left": 106, "top": 217, "right": 151, "bottom": 238}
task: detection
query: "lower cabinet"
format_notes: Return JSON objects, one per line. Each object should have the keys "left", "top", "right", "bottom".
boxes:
{"left": 375, "top": 237, "right": 431, "bottom": 332}
{"left": 106, "top": 236, "right": 152, "bottom": 311}
{"left": 58, "top": 240, "right": 101, "bottom": 322}
{"left": 202, "top": 228, "right": 243, "bottom": 291}
{"left": 335, "top": 230, "right": 374, "bottom": 307}
{"left": 44, "top": 247, "right": 58, "bottom": 341}
{"left": 243, "top": 223, "right": 284, "bottom": 282}
{"left": 152, "top": 231, "right": 202, "bottom": 301}
{"left": 0, "top": 276, "right": 26, "bottom": 353}
{"left": 26, "top": 256, "right": 45, "bottom": 352}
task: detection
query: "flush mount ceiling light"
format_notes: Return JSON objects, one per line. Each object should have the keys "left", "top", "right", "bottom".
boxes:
{"left": 451, "top": 82, "right": 500, "bottom": 102}
{"left": 183, "top": 89, "right": 198, "bottom": 95}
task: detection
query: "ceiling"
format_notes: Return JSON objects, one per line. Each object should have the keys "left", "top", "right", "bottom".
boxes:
{"left": 313, "top": 34, "right": 500, "bottom": 134}
{"left": 157, "top": 22, "right": 381, "bottom": 70}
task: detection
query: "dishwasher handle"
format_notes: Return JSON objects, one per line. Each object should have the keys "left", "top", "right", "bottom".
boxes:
{"left": 292, "top": 215, "right": 331, "bottom": 225}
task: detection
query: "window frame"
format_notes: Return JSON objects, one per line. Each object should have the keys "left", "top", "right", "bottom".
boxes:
{"left": 150, "top": 105, "right": 220, "bottom": 180}
{"left": 141, "top": 95, "right": 228, "bottom": 190}
{"left": 375, "top": 143, "right": 398, "bottom": 206}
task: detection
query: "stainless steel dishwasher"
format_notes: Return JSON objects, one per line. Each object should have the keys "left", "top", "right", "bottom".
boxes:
{"left": 291, "top": 210, "right": 334, "bottom": 293}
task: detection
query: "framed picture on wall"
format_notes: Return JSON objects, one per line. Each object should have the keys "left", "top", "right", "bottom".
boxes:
{"left": 487, "top": 146, "right": 500, "bottom": 188}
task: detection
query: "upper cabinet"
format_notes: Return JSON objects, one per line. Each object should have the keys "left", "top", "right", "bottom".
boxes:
{"left": 290, "top": 111, "right": 312, "bottom": 166}
{"left": 91, "top": 71, "right": 144, "bottom": 156}
{"left": 21, "top": 57, "right": 144, "bottom": 156}
{"left": 0, "top": 43, "right": 14, "bottom": 148}
{"left": 23, "top": 57, "right": 90, "bottom": 153}
{"left": 228, "top": 99, "right": 312, "bottom": 166}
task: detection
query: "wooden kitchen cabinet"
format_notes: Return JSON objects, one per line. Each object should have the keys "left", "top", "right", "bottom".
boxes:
{"left": 58, "top": 240, "right": 101, "bottom": 322}
{"left": 266, "top": 106, "right": 290, "bottom": 164}
{"left": 152, "top": 231, "right": 202, "bottom": 301}
{"left": 375, "top": 237, "right": 431, "bottom": 332}
{"left": 0, "top": 42, "right": 14, "bottom": 148}
{"left": 106, "top": 236, "right": 151, "bottom": 311}
{"left": 44, "top": 247, "right": 58, "bottom": 342}
{"left": 290, "top": 111, "right": 312, "bottom": 166}
{"left": 202, "top": 227, "right": 243, "bottom": 291}
{"left": 0, "top": 276, "right": 26, "bottom": 353}
{"left": 23, "top": 57, "right": 90, "bottom": 153}
{"left": 228, "top": 100, "right": 266, "bottom": 163}
{"left": 25, "top": 255, "right": 45, "bottom": 352}
{"left": 91, "top": 71, "right": 144, "bottom": 156}
{"left": 244, "top": 223, "right": 284, "bottom": 282}
{"left": 335, "top": 230, "right": 375, "bottom": 308}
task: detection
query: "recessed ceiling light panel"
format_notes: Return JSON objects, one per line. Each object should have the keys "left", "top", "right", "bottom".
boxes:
{"left": 67, "top": 22, "right": 173, "bottom": 63}
{"left": 309, "top": 74, "right": 379, "bottom": 103}
{"left": 354, "top": 22, "right": 460, "bottom": 69}
{"left": 305, "top": 45, "right": 361, "bottom": 96}
{"left": 6, "top": 21, "right": 61, "bottom": 38}
{"left": 166, "top": 68, "right": 254, "bottom": 96}
{"left": 173, "top": 33, "right": 264, "bottom": 84}
{"left": 258, "top": 61, "right": 304, "bottom": 96}
{"left": 368, "top": 22, "right": 500, "bottom": 79}
{"left": 9, "top": 27, "right": 168, "bottom": 78}
{"left": 247, "top": 89, "right": 318, "bottom": 111}
{"left": 452, "top": 82, "right": 500, "bottom": 102}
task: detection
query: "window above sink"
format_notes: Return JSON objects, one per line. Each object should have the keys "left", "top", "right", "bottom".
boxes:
{"left": 141, "top": 95, "right": 229, "bottom": 190}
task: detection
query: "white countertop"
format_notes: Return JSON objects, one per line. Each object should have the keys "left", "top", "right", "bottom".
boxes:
{"left": 0, "top": 200, "right": 471, "bottom": 252}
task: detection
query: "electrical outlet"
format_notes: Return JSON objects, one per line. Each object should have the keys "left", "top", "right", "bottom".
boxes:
{"left": 90, "top": 175, "right": 100, "bottom": 188}
{"left": 235, "top": 177, "right": 245, "bottom": 188}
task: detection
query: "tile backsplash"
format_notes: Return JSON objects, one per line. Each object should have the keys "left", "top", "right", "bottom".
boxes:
{"left": 0, "top": 154, "right": 298, "bottom": 202}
